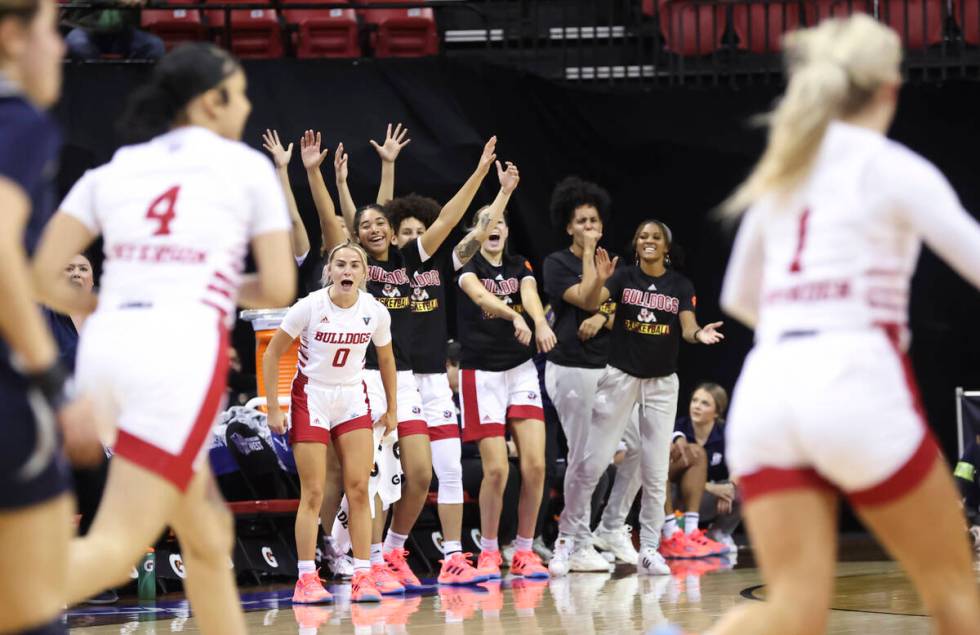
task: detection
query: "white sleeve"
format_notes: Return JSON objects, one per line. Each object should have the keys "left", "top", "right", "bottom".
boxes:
{"left": 59, "top": 170, "right": 100, "bottom": 234}
{"left": 295, "top": 250, "right": 310, "bottom": 267}
{"left": 247, "top": 153, "right": 292, "bottom": 238}
{"left": 884, "top": 151, "right": 980, "bottom": 292}
{"left": 371, "top": 304, "right": 392, "bottom": 347}
{"left": 279, "top": 295, "right": 311, "bottom": 339}
{"left": 720, "top": 206, "right": 765, "bottom": 329}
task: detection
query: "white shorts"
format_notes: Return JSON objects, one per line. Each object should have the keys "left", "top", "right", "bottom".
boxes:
{"left": 289, "top": 373, "right": 371, "bottom": 445}
{"left": 363, "top": 369, "right": 427, "bottom": 438}
{"left": 415, "top": 372, "right": 460, "bottom": 441}
{"left": 76, "top": 306, "right": 228, "bottom": 492}
{"left": 726, "top": 326, "right": 939, "bottom": 506}
{"left": 459, "top": 359, "right": 545, "bottom": 442}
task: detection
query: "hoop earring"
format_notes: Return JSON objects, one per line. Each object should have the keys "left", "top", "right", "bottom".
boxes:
{"left": 665, "top": 253, "right": 672, "bottom": 267}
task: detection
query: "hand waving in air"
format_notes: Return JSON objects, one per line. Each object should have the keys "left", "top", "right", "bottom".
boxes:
{"left": 333, "top": 142, "right": 348, "bottom": 183}
{"left": 300, "top": 129, "right": 330, "bottom": 170}
{"left": 477, "top": 136, "right": 497, "bottom": 175}
{"left": 261, "top": 129, "right": 293, "bottom": 169}
{"left": 496, "top": 160, "right": 519, "bottom": 194}
{"left": 370, "top": 123, "right": 411, "bottom": 163}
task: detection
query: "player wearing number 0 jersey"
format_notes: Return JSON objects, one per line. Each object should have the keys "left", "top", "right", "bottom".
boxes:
{"left": 649, "top": 16, "right": 980, "bottom": 635}
{"left": 32, "top": 44, "right": 296, "bottom": 633}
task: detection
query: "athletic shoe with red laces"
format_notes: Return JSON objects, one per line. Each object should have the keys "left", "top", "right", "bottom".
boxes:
{"left": 292, "top": 570, "right": 333, "bottom": 604}
{"left": 383, "top": 548, "right": 424, "bottom": 591}
{"left": 511, "top": 549, "right": 549, "bottom": 579}
{"left": 371, "top": 563, "right": 406, "bottom": 595}
{"left": 438, "top": 552, "right": 488, "bottom": 585}
{"left": 686, "top": 529, "right": 730, "bottom": 556}
{"left": 350, "top": 570, "right": 382, "bottom": 603}
{"left": 476, "top": 549, "right": 502, "bottom": 580}
{"left": 659, "top": 532, "right": 712, "bottom": 559}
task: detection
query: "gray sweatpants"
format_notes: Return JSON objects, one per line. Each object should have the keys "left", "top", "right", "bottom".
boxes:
{"left": 557, "top": 365, "right": 678, "bottom": 549}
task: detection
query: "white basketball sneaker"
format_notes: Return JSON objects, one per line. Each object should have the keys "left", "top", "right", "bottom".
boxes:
{"left": 548, "top": 536, "right": 573, "bottom": 577}
{"left": 638, "top": 547, "right": 671, "bottom": 576}
{"left": 592, "top": 524, "right": 639, "bottom": 566}
{"left": 568, "top": 544, "right": 614, "bottom": 573}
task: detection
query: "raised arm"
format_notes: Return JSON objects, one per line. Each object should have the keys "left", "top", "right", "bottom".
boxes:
{"left": 419, "top": 136, "right": 497, "bottom": 258}
{"left": 453, "top": 160, "right": 518, "bottom": 268}
{"left": 519, "top": 277, "right": 557, "bottom": 353}
{"left": 301, "top": 129, "right": 346, "bottom": 253}
{"left": 371, "top": 123, "right": 411, "bottom": 206}
{"left": 459, "top": 273, "right": 532, "bottom": 347}
{"left": 333, "top": 142, "right": 358, "bottom": 237}
{"left": 262, "top": 129, "right": 310, "bottom": 260}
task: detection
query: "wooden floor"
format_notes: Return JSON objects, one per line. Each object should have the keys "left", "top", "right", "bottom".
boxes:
{"left": 67, "top": 556, "right": 980, "bottom": 634}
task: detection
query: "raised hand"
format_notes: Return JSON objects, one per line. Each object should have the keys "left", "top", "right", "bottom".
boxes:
{"left": 595, "top": 247, "right": 618, "bottom": 281}
{"left": 333, "top": 142, "right": 349, "bottom": 184}
{"left": 696, "top": 321, "right": 725, "bottom": 345}
{"left": 512, "top": 314, "right": 532, "bottom": 347}
{"left": 478, "top": 136, "right": 497, "bottom": 174}
{"left": 300, "top": 129, "right": 330, "bottom": 170}
{"left": 496, "top": 160, "right": 519, "bottom": 194}
{"left": 261, "top": 129, "right": 293, "bottom": 169}
{"left": 370, "top": 123, "right": 411, "bottom": 163}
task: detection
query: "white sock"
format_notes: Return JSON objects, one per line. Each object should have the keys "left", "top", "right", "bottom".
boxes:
{"left": 442, "top": 540, "right": 463, "bottom": 555}
{"left": 662, "top": 517, "right": 679, "bottom": 539}
{"left": 514, "top": 535, "right": 533, "bottom": 553}
{"left": 383, "top": 530, "right": 409, "bottom": 553}
{"left": 370, "top": 543, "right": 384, "bottom": 565}
{"left": 683, "top": 512, "right": 700, "bottom": 535}
{"left": 298, "top": 560, "right": 316, "bottom": 576}
{"left": 481, "top": 536, "right": 499, "bottom": 552}
{"left": 353, "top": 558, "right": 371, "bottom": 572}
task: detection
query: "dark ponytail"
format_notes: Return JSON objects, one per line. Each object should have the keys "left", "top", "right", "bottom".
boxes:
{"left": 117, "top": 43, "right": 240, "bottom": 144}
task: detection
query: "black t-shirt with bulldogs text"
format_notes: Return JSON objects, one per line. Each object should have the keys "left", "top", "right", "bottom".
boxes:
{"left": 409, "top": 238, "right": 461, "bottom": 374}
{"left": 604, "top": 266, "right": 695, "bottom": 378}
{"left": 457, "top": 252, "right": 536, "bottom": 372}
{"left": 543, "top": 248, "right": 618, "bottom": 369}
{"left": 365, "top": 240, "right": 424, "bottom": 371}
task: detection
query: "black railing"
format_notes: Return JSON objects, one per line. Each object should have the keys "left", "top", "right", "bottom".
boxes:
{"left": 59, "top": 0, "right": 980, "bottom": 84}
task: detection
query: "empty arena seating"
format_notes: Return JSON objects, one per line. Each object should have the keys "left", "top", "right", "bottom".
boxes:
{"left": 140, "top": 0, "right": 208, "bottom": 51}
{"left": 282, "top": 5, "right": 360, "bottom": 58}
{"left": 359, "top": 0, "right": 439, "bottom": 57}
{"left": 206, "top": 0, "right": 284, "bottom": 59}
{"left": 952, "top": 0, "right": 980, "bottom": 44}
{"left": 654, "top": 0, "right": 728, "bottom": 56}
{"left": 732, "top": 1, "right": 807, "bottom": 53}
{"left": 879, "top": 0, "right": 944, "bottom": 49}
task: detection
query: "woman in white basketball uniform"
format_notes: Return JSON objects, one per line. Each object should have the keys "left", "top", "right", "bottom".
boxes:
{"left": 32, "top": 44, "right": 295, "bottom": 634}
{"left": 658, "top": 15, "right": 980, "bottom": 635}
{"left": 264, "top": 242, "right": 396, "bottom": 604}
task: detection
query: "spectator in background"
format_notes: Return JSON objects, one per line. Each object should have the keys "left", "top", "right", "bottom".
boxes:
{"left": 63, "top": 0, "right": 165, "bottom": 61}
{"left": 225, "top": 347, "right": 256, "bottom": 407}
{"left": 954, "top": 418, "right": 980, "bottom": 552}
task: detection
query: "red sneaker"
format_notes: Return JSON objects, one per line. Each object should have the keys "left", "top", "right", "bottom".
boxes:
{"left": 511, "top": 549, "right": 549, "bottom": 579}
{"left": 371, "top": 563, "right": 406, "bottom": 595}
{"left": 476, "top": 550, "right": 502, "bottom": 580}
{"left": 686, "top": 529, "right": 730, "bottom": 557}
{"left": 659, "top": 532, "right": 712, "bottom": 559}
{"left": 291, "top": 570, "right": 333, "bottom": 604}
{"left": 350, "top": 569, "right": 382, "bottom": 603}
{"left": 438, "top": 552, "right": 488, "bottom": 585}
{"left": 383, "top": 548, "right": 424, "bottom": 590}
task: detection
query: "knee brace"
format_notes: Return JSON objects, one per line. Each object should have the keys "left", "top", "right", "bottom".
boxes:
{"left": 431, "top": 438, "right": 463, "bottom": 505}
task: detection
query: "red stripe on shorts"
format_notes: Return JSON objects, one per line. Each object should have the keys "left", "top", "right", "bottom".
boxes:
{"left": 460, "top": 369, "right": 481, "bottom": 434}
{"left": 398, "top": 420, "right": 428, "bottom": 438}
{"left": 115, "top": 321, "right": 229, "bottom": 492}
{"left": 332, "top": 414, "right": 373, "bottom": 440}
{"left": 738, "top": 467, "right": 836, "bottom": 503}
{"left": 429, "top": 424, "right": 461, "bottom": 441}
{"left": 507, "top": 405, "right": 544, "bottom": 421}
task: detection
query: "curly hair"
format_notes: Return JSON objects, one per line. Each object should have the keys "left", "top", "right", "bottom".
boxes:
{"left": 548, "top": 176, "right": 612, "bottom": 231}
{"left": 383, "top": 193, "right": 441, "bottom": 232}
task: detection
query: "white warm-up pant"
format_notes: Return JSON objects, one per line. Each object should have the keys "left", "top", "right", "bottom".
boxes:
{"left": 546, "top": 362, "right": 642, "bottom": 541}
{"left": 558, "top": 365, "right": 678, "bottom": 549}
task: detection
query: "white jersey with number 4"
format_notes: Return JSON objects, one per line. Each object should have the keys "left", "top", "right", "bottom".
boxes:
{"left": 280, "top": 288, "right": 392, "bottom": 388}
{"left": 721, "top": 121, "right": 980, "bottom": 346}
{"left": 59, "top": 126, "right": 290, "bottom": 322}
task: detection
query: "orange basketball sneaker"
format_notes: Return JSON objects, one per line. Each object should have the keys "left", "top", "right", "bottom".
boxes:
{"left": 659, "top": 532, "right": 713, "bottom": 559}
{"left": 292, "top": 570, "right": 333, "bottom": 604}
{"left": 438, "top": 552, "right": 488, "bottom": 585}
{"left": 511, "top": 549, "right": 549, "bottom": 579}
{"left": 350, "top": 569, "right": 382, "bottom": 603}
{"left": 476, "top": 549, "right": 502, "bottom": 580}
{"left": 686, "top": 529, "right": 730, "bottom": 557}
{"left": 371, "top": 563, "right": 406, "bottom": 595}
{"left": 383, "top": 548, "right": 425, "bottom": 590}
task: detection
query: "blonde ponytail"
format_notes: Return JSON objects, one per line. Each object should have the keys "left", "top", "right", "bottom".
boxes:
{"left": 722, "top": 15, "right": 902, "bottom": 217}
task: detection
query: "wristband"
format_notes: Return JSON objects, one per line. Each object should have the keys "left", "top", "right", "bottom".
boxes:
{"left": 26, "top": 362, "right": 69, "bottom": 412}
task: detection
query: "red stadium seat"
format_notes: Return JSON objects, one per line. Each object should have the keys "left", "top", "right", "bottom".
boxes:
{"left": 141, "top": 0, "right": 208, "bottom": 51}
{"left": 359, "top": 1, "right": 439, "bottom": 58}
{"left": 658, "top": 0, "right": 727, "bottom": 56}
{"left": 954, "top": 0, "right": 980, "bottom": 44}
{"left": 812, "top": 0, "right": 872, "bottom": 21}
{"left": 879, "top": 0, "right": 943, "bottom": 49}
{"left": 206, "top": 0, "right": 284, "bottom": 59}
{"left": 282, "top": 6, "right": 360, "bottom": 58}
{"left": 732, "top": 0, "right": 807, "bottom": 53}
